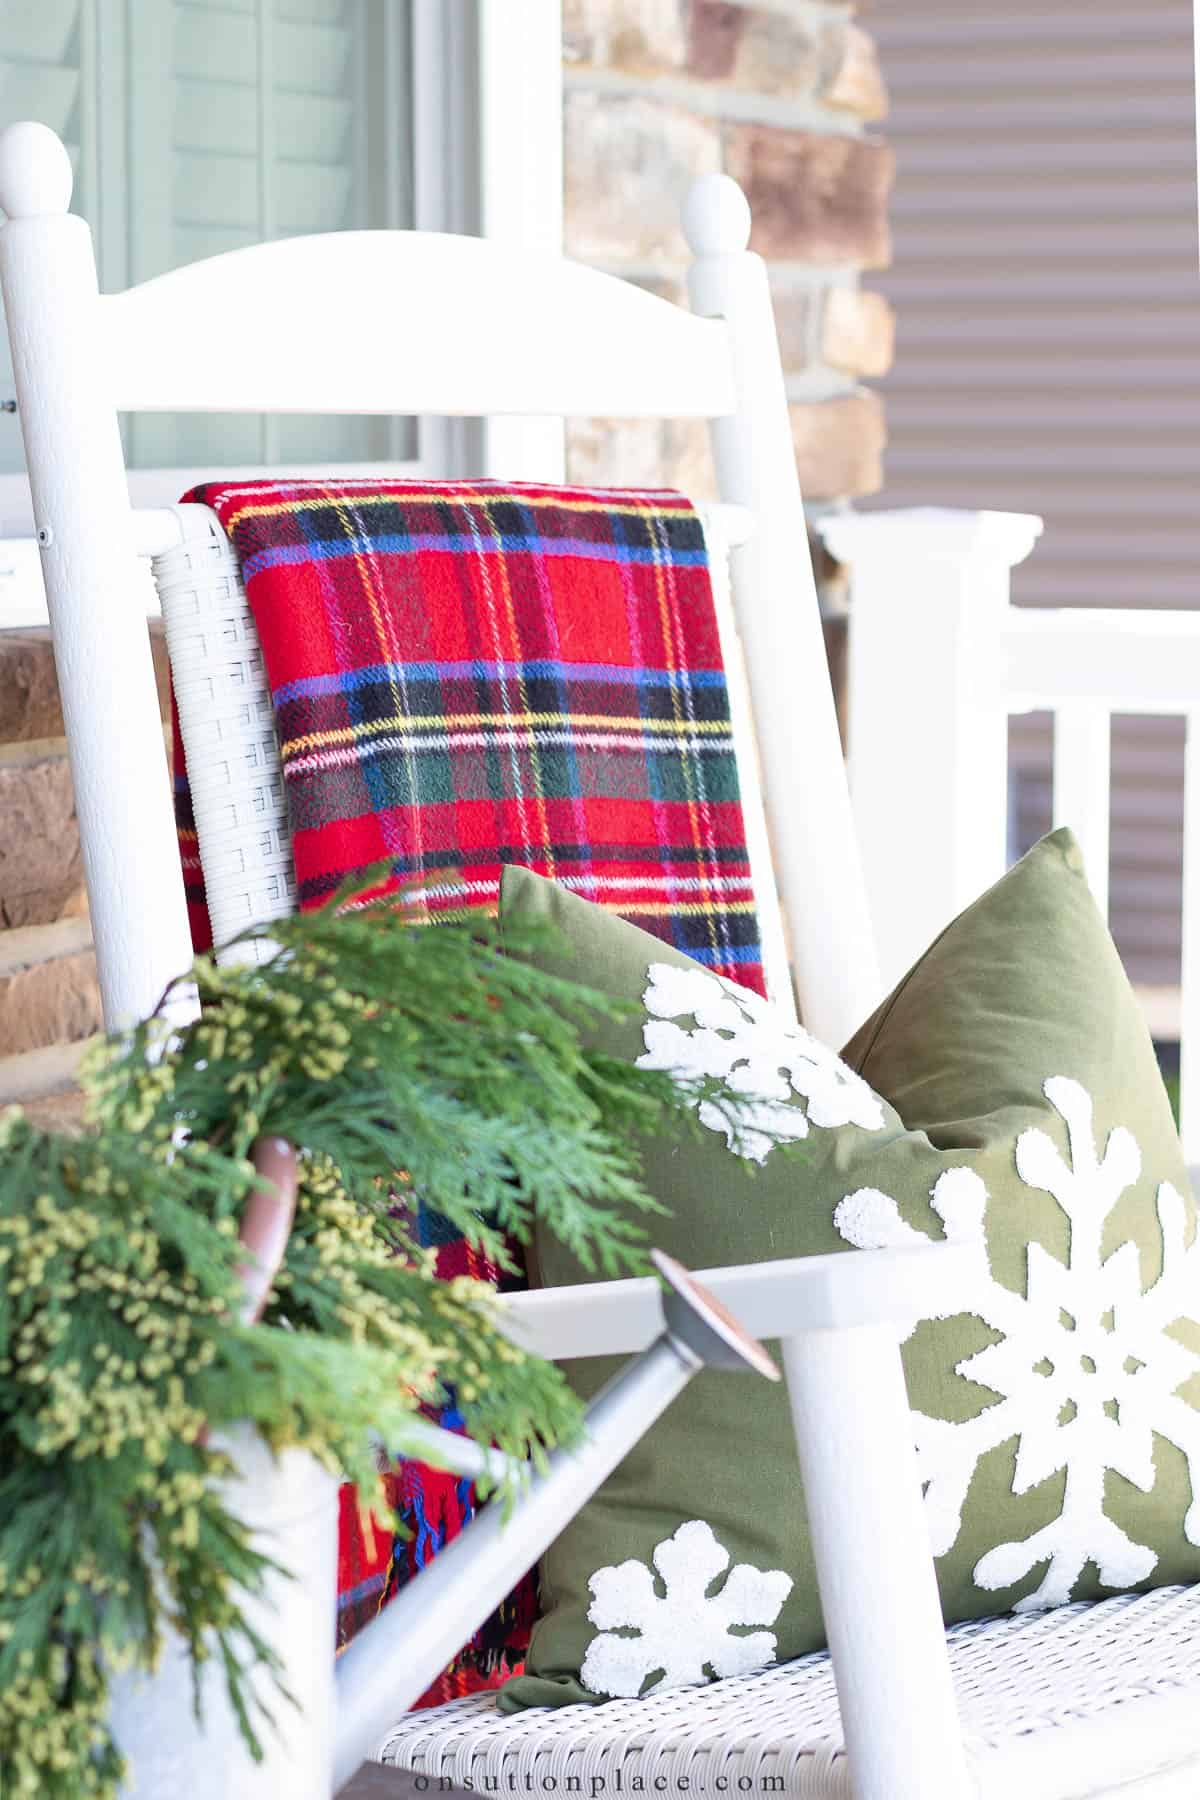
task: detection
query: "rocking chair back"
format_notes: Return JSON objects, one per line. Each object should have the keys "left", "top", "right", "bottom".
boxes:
{"left": 0, "top": 116, "right": 998, "bottom": 1800}
{"left": 0, "top": 119, "right": 880, "bottom": 1050}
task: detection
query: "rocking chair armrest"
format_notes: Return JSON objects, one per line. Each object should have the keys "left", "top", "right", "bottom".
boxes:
{"left": 497, "top": 1242, "right": 982, "bottom": 1799}
{"left": 500, "top": 1239, "right": 986, "bottom": 1362}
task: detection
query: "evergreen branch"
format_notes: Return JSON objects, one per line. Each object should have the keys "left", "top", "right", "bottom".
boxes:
{"left": 0, "top": 877, "right": 802, "bottom": 1797}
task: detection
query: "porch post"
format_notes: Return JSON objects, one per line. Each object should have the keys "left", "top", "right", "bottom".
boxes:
{"left": 818, "top": 507, "right": 1043, "bottom": 993}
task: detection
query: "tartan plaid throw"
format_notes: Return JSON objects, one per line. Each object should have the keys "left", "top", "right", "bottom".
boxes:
{"left": 172, "top": 476, "right": 765, "bottom": 1706}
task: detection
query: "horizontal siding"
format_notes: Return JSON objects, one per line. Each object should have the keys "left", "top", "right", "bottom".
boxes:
{"left": 872, "top": 0, "right": 1200, "bottom": 996}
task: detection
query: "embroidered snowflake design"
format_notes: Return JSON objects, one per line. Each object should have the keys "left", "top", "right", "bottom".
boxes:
{"left": 834, "top": 1076, "right": 1200, "bottom": 1610}
{"left": 579, "top": 1520, "right": 793, "bottom": 1699}
{"left": 636, "top": 962, "right": 885, "bottom": 1163}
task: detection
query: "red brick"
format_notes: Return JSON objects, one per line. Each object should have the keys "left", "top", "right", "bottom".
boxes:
{"left": 21, "top": 1086, "right": 89, "bottom": 1133}
{"left": 567, "top": 416, "right": 717, "bottom": 501}
{"left": 0, "top": 919, "right": 100, "bottom": 1057}
{"left": 769, "top": 280, "right": 820, "bottom": 373}
{"left": 0, "top": 740, "right": 86, "bottom": 928}
{"left": 687, "top": 2, "right": 746, "bottom": 81}
{"left": 563, "top": 0, "right": 687, "bottom": 74}
{"left": 0, "top": 623, "right": 171, "bottom": 744}
{"left": 565, "top": 91, "right": 721, "bottom": 265}
{"left": 688, "top": 2, "right": 827, "bottom": 99}
{"left": 724, "top": 125, "right": 894, "bottom": 268}
{"left": 822, "top": 24, "right": 888, "bottom": 122}
{"left": 565, "top": 0, "right": 831, "bottom": 95}
{"left": 821, "top": 286, "right": 895, "bottom": 377}
{"left": 790, "top": 390, "right": 886, "bottom": 499}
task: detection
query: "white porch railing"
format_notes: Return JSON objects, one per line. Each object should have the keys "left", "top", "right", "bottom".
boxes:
{"left": 819, "top": 508, "right": 1200, "bottom": 1166}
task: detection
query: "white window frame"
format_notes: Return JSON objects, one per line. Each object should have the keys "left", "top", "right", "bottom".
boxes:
{"left": 0, "top": 0, "right": 563, "bottom": 624}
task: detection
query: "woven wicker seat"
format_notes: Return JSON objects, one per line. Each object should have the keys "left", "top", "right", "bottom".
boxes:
{"left": 377, "top": 1586, "right": 1200, "bottom": 1800}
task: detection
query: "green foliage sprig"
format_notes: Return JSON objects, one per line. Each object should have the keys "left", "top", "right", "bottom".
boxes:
{"left": 0, "top": 891, "right": 780, "bottom": 1798}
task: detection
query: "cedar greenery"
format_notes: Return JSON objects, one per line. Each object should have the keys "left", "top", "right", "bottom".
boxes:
{"left": 0, "top": 890, "right": 767, "bottom": 1799}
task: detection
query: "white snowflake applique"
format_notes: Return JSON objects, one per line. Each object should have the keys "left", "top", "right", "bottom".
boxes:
{"left": 579, "top": 1520, "right": 793, "bottom": 1699}
{"left": 636, "top": 962, "right": 885, "bottom": 1163}
{"left": 835, "top": 1076, "right": 1200, "bottom": 1610}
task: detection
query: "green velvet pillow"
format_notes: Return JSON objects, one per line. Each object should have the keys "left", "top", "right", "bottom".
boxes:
{"left": 498, "top": 831, "right": 1200, "bottom": 1712}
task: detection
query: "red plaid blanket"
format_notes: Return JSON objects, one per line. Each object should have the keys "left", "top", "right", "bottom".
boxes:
{"left": 172, "top": 476, "right": 765, "bottom": 1704}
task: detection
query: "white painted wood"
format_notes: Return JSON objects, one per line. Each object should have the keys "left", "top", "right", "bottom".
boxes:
{"left": 412, "top": 0, "right": 478, "bottom": 242}
{"left": 380, "top": 1593, "right": 1200, "bottom": 1795}
{"left": 0, "top": 124, "right": 1003, "bottom": 1796}
{"left": 334, "top": 1334, "right": 701, "bottom": 1787}
{"left": 476, "top": 0, "right": 566, "bottom": 483}
{"left": 110, "top": 1429, "right": 339, "bottom": 1800}
{"left": 0, "top": 121, "right": 194, "bottom": 1031}
{"left": 781, "top": 1324, "right": 974, "bottom": 1800}
{"left": 685, "top": 174, "right": 882, "bottom": 1046}
{"left": 398, "top": 1421, "right": 521, "bottom": 1488}
{"left": 1054, "top": 704, "right": 1112, "bottom": 919}
{"left": 1002, "top": 606, "right": 1200, "bottom": 713}
{"left": 0, "top": 461, "right": 428, "bottom": 543}
{"left": 704, "top": 501, "right": 796, "bottom": 1016}
{"left": 92, "top": 232, "right": 734, "bottom": 422}
{"left": 410, "top": 0, "right": 481, "bottom": 478}
{"left": 253, "top": 0, "right": 279, "bottom": 468}
{"left": 822, "top": 507, "right": 1044, "bottom": 993}
{"left": 500, "top": 1240, "right": 985, "bottom": 1362}
{"left": 1179, "top": 711, "right": 1200, "bottom": 1164}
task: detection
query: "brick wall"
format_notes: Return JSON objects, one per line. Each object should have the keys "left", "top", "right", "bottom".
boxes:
{"left": 561, "top": 0, "right": 895, "bottom": 509}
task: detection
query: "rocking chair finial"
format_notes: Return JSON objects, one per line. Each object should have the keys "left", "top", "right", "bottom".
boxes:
{"left": 681, "top": 172, "right": 752, "bottom": 258}
{"left": 0, "top": 121, "right": 74, "bottom": 221}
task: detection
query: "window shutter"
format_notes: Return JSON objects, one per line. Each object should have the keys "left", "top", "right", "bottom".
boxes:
{"left": 171, "top": 0, "right": 369, "bottom": 267}
{"left": 0, "top": 5, "right": 82, "bottom": 151}
{"left": 0, "top": 1, "right": 413, "bottom": 476}
{"left": 138, "top": 0, "right": 406, "bottom": 467}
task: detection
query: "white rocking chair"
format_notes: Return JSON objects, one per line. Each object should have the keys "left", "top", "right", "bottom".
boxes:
{"left": 3, "top": 118, "right": 1200, "bottom": 1800}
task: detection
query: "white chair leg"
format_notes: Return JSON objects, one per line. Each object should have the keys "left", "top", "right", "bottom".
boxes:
{"left": 781, "top": 1324, "right": 973, "bottom": 1800}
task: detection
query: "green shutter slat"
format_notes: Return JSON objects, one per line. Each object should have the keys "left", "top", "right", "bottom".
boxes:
{"left": 174, "top": 10, "right": 352, "bottom": 98}
{"left": 0, "top": 0, "right": 81, "bottom": 477}
{"left": 174, "top": 149, "right": 353, "bottom": 232}
{"left": 275, "top": 157, "right": 353, "bottom": 230}
{"left": 0, "top": 64, "right": 80, "bottom": 137}
{"left": 175, "top": 0, "right": 347, "bottom": 21}
{"left": 0, "top": 0, "right": 78, "bottom": 67}
{"left": 173, "top": 223, "right": 259, "bottom": 264}
{"left": 174, "top": 77, "right": 351, "bottom": 163}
